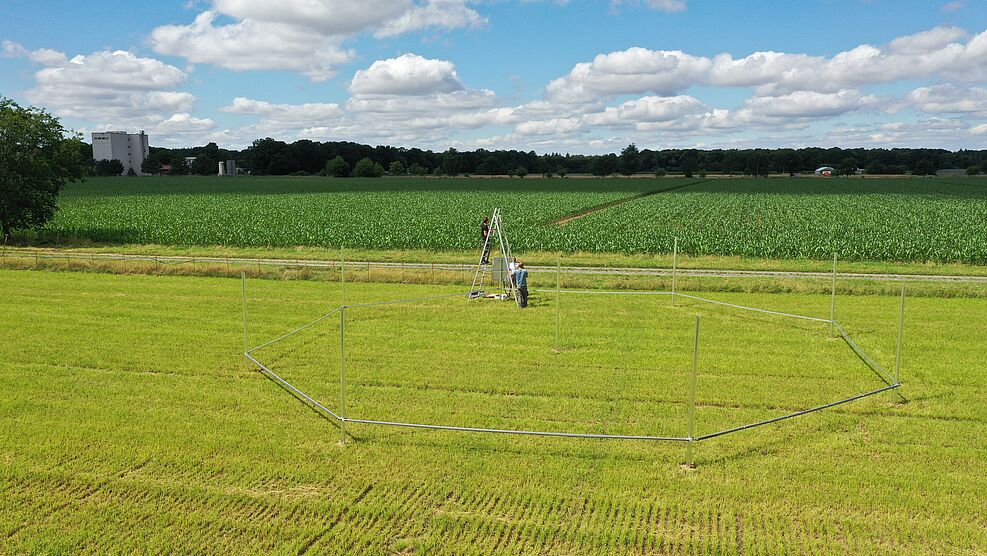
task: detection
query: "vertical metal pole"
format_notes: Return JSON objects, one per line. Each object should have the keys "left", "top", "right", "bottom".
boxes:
{"left": 830, "top": 253, "right": 837, "bottom": 336}
{"left": 672, "top": 237, "right": 678, "bottom": 306}
{"left": 241, "top": 271, "right": 248, "bottom": 358}
{"left": 555, "top": 255, "right": 561, "bottom": 351}
{"left": 895, "top": 285, "right": 905, "bottom": 385}
{"left": 339, "top": 307, "right": 347, "bottom": 442}
{"left": 687, "top": 315, "right": 699, "bottom": 468}
{"left": 340, "top": 245, "right": 345, "bottom": 307}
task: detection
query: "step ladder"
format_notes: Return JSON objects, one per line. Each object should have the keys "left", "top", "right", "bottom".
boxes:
{"left": 469, "top": 208, "right": 520, "bottom": 307}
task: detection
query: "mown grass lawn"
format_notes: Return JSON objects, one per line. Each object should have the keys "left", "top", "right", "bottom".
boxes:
{"left": 1, "top": 269, "right": 984, "bottom": 554}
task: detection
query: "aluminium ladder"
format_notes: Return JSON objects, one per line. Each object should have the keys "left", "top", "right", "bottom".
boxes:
{"left": 468, "top": 208, "right": 520, "bottom": 307}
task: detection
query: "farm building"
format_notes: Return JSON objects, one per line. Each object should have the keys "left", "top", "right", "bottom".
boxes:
{"left": 814, "top": 166, "right": 835, "bottom": 176}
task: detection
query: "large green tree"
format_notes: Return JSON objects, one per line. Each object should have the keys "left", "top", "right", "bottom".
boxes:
{"left": 442, "top": 148, "right": 461, "bottom": 177}
{"left": 592, "top": 154, "right": 618, "bottom": 177}
{"left": 191, "top": 155, "right": 216, "bottom": 175}
{"left": 323, "top": 155, "right": 349, "bottom": 177}
{"left": 838, "top": 158, "right": 858, "bottom": 177}
{"left": 619, "top": 143, "right": 640, "bottom": 176}
{"left": 0, "top": 97, "right": 84, "bottom": 240}
{"left": 388, "top": 160, "right": 406, "bottom": 176}
{"left": 352, "top": 157, "right": 385, "bottom": 177}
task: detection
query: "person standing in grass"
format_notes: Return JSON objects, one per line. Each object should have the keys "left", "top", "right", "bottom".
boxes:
{"left": 512, "top": 262, "right": 529, "bottom": 308}
{"left": 480, "top": 217, "right": 491, "bottom": 264}
{"left": 506, "top": 256, "right": 518, "bottom": 291}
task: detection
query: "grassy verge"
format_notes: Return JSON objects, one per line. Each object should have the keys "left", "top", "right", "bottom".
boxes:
{"left": 6, "top": 242, "right": 987, "bottom": 277}
{"left": 3, "top": 250, "right": 985, "bottom": 298}
{"left": 1, "top": 269, "right": 984, "bottom": 553}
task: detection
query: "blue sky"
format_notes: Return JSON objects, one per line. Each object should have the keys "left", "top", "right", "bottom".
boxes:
{"left": 2, "top": 0, "right": 987, "bottom": 152}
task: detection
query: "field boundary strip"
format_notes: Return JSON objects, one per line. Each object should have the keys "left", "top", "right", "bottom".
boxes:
{"left": 550, "top": 179, "right": 707, "bottom": 225}
{"left": 7, "top": 249, "right": 987, "bottom": 283}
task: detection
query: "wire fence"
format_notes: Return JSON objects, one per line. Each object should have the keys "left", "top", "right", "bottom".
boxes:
{"left": 5, "top": 247, "right": 986, "bottom": 283}
{"left": 242, "top": 252, "right": 906, "bottom": 465}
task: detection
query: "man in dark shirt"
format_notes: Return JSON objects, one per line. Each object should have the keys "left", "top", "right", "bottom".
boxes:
{"left": 480, "top": 217, "right": 490, "bottom": 264}
{"left": 512, "top": 263, "right": 529, "bottom": 308}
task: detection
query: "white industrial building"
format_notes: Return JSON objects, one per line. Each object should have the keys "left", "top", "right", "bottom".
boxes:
{"left": 91, "top": 131, "right": 149, "bottom": 175}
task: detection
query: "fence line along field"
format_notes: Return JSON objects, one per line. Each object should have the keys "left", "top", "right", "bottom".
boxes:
{"left": 38, "top": 176, "right": 987, "bottom": 263}
{"left": 2, "top": 269, "right": 985, "bottom": 554}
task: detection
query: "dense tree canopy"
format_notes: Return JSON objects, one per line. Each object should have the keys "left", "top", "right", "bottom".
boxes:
{"left": 619, "top": 144, "right": 640, "bottom": 176}
{"left": 0, "top": 97, "right": 85, "bottom": 239}
{"left": 94, "top": 159, "right": 125, "bottom": 176}
{"left": 135, "top": 137, "right": 987, "bottom": 179}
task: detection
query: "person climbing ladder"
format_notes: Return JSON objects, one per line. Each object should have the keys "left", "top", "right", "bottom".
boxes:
{"left": 480, "top": 217, "right": 491, "bottom": 265}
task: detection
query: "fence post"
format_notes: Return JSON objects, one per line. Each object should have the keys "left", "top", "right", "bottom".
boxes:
{"left": 555, "top": 254, "right": 561, "bottom": 352}
{"left": 686, "top": 315, "right": 699, "bottom": 468}
{"left": 830, "top": 253, "right": 837, "bottom": 336}
{"left": 672, "top": 237, "right": 678, "bottom": 306}
{"left": 340, "top": 245, "right": 345, "bottom": 307}
{"left": 895, "top": 285, "right": 905, "bottom": 385}
{"left": 241, "top": 272, "right": 248, "bottom": 362}
{"left": 339, "top": 307, "right": 347, "bottom": 443}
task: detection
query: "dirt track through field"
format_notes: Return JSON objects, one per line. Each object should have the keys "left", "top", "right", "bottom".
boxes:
{"left": 550, "top": 179, "right": 706, "bottom": 225}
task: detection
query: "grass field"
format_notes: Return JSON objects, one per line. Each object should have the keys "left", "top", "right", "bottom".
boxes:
{"left": 31, "top": 176, "right": 987, "bottom": 263}
{"left": 2, "top": 268, "right": 985, "bottom": 553}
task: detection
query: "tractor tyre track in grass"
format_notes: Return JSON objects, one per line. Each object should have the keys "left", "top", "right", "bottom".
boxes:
{"left": 550, "top": 179, "right": 707, "bottom": 225}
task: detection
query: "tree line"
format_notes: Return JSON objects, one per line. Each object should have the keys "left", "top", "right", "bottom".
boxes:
{"left": 134, "top": 138, "right": 987, "bottom": 177}
{"left": 3, "top": 90, "right": 986, "bottom": 242}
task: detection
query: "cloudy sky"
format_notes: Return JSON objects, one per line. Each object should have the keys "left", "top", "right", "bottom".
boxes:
{"left": 2, "top": 0, "right": 987, "bottom": 152}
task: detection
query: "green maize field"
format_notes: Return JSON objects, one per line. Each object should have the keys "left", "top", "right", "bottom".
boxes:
{"left": 1, "top": 268, "right": 985, "bottom": 554}
{"left": 37, "top": 175, "right": 987, "bottom": 263}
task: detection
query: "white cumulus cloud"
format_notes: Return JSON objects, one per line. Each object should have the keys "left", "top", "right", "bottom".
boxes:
{"left": 221, "top": 97, "right": 344, "bottom": 126}
{"left": 150, "top": 11, "right": 354, "bottom": 81}
{"left": 547, "top": 26, "right": 987, "bottom": 103}
{"left": 374, "top": 0, "right": 486, "bottom": 37}
{"left": 739, "top": 89, "right": 879, "bottom": 119}
{"left": 5, "top": 43, "right": 196, "bottom": 121}
{"left": 905, "top": 84, "right": 987, "bottom": 115}
{"left": 349, "top": 54, "right": 463, "bottom": 95}
{"left": 610, "top": 0, "right": 687, "bottom": 13}
{"left": 547, "top": 48, "right": 711, "bottom": 103}
{"left": 150, "top": 0, "right": 485, "bottom": 81}
{"left": 583, "top": 95, "right": 706, "bottom": 126}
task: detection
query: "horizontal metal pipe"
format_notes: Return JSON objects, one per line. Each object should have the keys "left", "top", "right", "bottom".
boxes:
{"left": 833, "top": 322, "right": 896, "bottom": 385}
{"left": 532, "top": 289, "right": 674, "bottom": 296}
{"left": 342, "top": 292, "right": 471, "bottom": 309}
{"left": 251, "top": 293, "right": 468, "bottom": 354}
{"left": 18, "top": 249, "right": 987, "bottom": 283}
{"left": 247, "top": 353, "right": 689, "bottom": 441}
{"left": 247, "top": 306, "right": 343, "bottom": 354}
{"left": 342, "top": 417, "right": 691, "bottom": 441}
{"left": 676, "top": 293, "right": 831, "bottom": 323}
{"left": 245, "top": 353, "right": 343, "bottom": 421}
{"left": 249, "top": 348, "right": 900, "bottom": 445}
{"left": 695, "top": 384, "right": 899, "bottom": 441}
